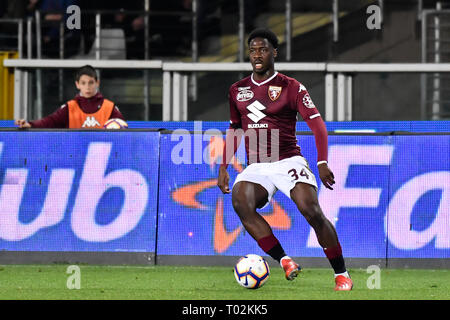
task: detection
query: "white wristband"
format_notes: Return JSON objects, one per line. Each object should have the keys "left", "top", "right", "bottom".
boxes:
{"left": 317, "top": 161, "right": 328, "bottom": 166}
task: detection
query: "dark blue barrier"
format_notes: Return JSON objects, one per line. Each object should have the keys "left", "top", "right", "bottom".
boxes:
{"left": 1, "top": 120, "right": 450, "bottom": 132}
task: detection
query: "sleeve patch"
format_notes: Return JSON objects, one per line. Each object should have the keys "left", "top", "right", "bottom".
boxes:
{"left": 302, "top": 93, "right": 316, "bottom": 109}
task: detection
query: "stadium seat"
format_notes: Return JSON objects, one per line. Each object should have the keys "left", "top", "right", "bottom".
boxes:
{"left": 76, "top": 28, "right": 126, "bottom": 60}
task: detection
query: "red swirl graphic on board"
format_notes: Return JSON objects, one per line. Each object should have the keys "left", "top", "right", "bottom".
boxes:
{"left": 171, "top": 136, "right": 291, "bottom": 253}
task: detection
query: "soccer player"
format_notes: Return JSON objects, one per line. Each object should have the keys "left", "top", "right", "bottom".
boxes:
{"left": 15, "top": 65, "right": 124, "bottom": 128}
{"left": 217, "top": 28, "right": 353, "bottom": 291}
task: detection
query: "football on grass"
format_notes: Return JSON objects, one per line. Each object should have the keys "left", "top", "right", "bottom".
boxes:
{"left": 234, "top": 254, "right": 270, "bottom": 289}
{"left": 103, "top": 118, "right": 128, "bottom": 129}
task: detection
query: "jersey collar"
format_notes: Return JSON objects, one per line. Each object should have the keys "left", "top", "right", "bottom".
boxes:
{"left": 251, "top": 71, "right": 278, "bottom": 87}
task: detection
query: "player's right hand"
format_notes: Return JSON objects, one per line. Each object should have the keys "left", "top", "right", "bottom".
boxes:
{"left": 217, "top": 166, "right": 231, "bottom": 194}
{"left": 15, "top": 119, "right": 31, "bottom": 128}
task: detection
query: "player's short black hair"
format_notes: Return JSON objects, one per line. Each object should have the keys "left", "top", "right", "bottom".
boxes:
{"left": 75, "top": 65, "right": 98, "bottom": 81}
{"left": 247, "top": 28, "right": 279, "bottom": 49}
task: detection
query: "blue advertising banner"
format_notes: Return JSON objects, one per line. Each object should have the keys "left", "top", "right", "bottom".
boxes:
{"left": 0, "top": 129, "right": 448, "bottom": 260}
{"left": 157, "top": 133, "right": 450, "bottom": 259}
{"left": 386, "top": 136, "right": 450, "bottom": 259}
{"left": 0, "top": 131, "right": 160, "bottom": 252}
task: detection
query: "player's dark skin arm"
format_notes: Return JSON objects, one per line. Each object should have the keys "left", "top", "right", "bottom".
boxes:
{"left": 306, "top": 115, "right": 335, "bottom": 190}
{"left": 318, "top": 163, "right": 335, "bottom": 190}
{"left": 218, "top": 166, "right": 231, "bottom": 194}
{"left": 218, "top": 127, "right": 243, "bottom": 194}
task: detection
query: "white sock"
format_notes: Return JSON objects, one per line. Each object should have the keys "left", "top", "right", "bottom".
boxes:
{"left": 334, "top": 271, "right": 350, "bottom": 278}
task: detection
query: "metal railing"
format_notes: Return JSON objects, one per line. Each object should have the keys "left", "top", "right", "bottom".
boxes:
{"left": 163, "top": 62, "right": 450, "bottom": 122}
{"left": 421, "top": 7, "right": 450, "bottom": 119}
{"left": 0, "top": 19, "right": 24, "bottom": 58}
{"left": 5, "top": 59, "right": 450, "bottom": 121}
{"left": 3, "top": 59, "right": 162, "bottom": 121}
{"left": 1, "top": 5, "right": 197, "bottom": 119}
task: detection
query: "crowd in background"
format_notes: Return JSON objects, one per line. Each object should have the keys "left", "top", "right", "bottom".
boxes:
{"left": 0, "top": 0, "right": 268, "bottom": 59}
{"left": 0, "top": 0, "right": 192, "bottom": 59}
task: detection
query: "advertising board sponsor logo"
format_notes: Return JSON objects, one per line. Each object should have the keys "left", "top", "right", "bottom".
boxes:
{"left": 163, "top": 136, "right": 450, "bottom": 257}
{"left": 0, "top": 139, "right": 153, "bottom": 247}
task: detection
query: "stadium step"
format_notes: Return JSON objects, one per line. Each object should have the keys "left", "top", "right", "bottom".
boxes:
{"left": 191, "top": 11, "right": 348, "bottom": 63}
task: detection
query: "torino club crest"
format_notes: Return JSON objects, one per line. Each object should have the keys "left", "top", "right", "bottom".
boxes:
{"left": 268, "top": 86, "right": 282, "bottom": 101}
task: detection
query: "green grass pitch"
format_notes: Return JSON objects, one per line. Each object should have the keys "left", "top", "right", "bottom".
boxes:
{"left": 0, "top": 265, "right": 448, "bottom": 300}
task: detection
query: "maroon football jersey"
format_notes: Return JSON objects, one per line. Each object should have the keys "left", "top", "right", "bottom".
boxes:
{"left": 227, "top": 72, "right": 323, "bottom": 164}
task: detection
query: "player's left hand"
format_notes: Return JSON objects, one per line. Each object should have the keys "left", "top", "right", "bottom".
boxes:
{"left": 217, "top": 166, "right": 231, "bottom": 194}
{"left": 318, "top": 163, "right": 335, "bottom": 190}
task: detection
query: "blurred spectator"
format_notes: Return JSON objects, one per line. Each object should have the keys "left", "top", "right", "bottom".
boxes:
{"left": 0, "top": 2, "right": 6, "bottom": 18}
{"left": 38, "top": 0, "right": 81, "bottom": 58}
{"left": 149, "top": 0, "right": 194, "bottom": 56}
{"left": 186, "top": 0, "right": 222, "bottom": 42}
{"left": 108, "top": 1, "right": 146, "bottom": 59}
{"left": 0, "top": 0, "right": 40, "bottom": 52}
{"left": 220, "top": 0, "right": 268, "bottom": 33}
{"left": 177, "top": 0, "right": 221, "bottom": 37}
{"left": 1, "top": 0, "right": 39, "bottom": 19}
{"left": 243, "top": 0, "right": 262, "bottom": 33}
{"left": 80, "top": 0, "right": 146, "bottom": 59}
{"left": 177, "top": 0, "right": 267, "bottom": 54}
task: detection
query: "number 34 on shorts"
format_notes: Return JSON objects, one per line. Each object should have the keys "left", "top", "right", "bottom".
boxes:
{"left": 233, "top": 156, "right": 318, "bottom": 206}
{"left": 288, "top": 168, "right": 310, "bottom": 181}
{"left": 278, "top": 156, "right": 317, "bottom": 194}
